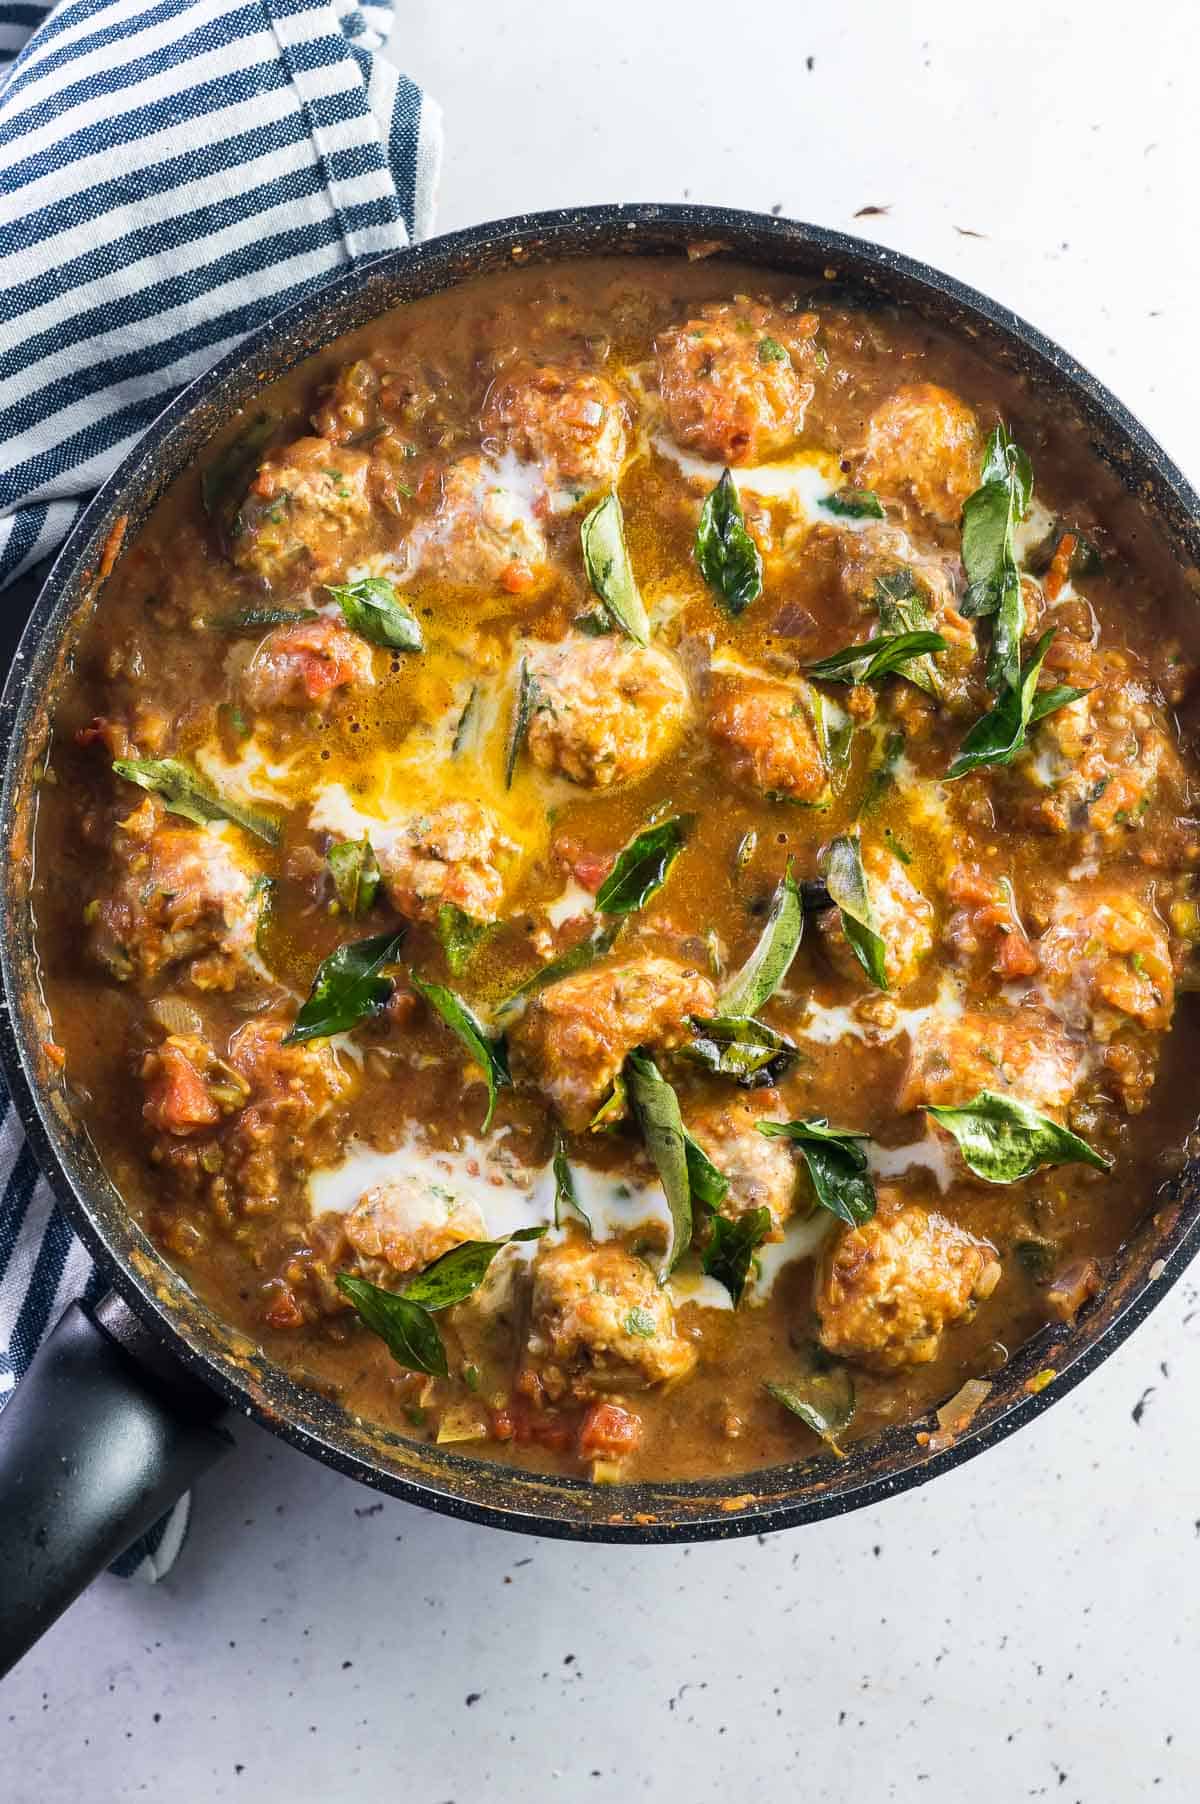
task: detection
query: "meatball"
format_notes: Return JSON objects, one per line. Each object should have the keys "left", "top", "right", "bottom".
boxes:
{"left": 683, "top": 1098, "right": 797, "bottom": 1237}
{"left": 510, "top": 955, "right": 717, "bottom": 1130}
{"left": 232, "top": 437, "right": 372, "bottom": 588}
{"left": 90, "top": 800, "right": 264, "bottom": 992}
{"left": 524, "top": 635, "right": 690, "bottom": 789}
{"left": 342, "top": 1178, "right": 488, "bottom": 1274}
{"left": 241, "top": 617, "right": 375, "bottom": 713}
{"left": 1036, "top": 889, "right": 1174, "bottom": 1033}
{"left": 377, "top": 802, "right": 517, "bottom": 926}
{"left": 899, "top": 1004, "right": 1082, "bottom": 1118}
{"left": 482, "top": 363, "right": 629, "bottom": 493}
{"left": 814, "top": 1191, "right": 1001, "bottom": 1372}
{"left": 856, "top": 384, "right": 982, "bottom": 526}
{"left": 819, "top": 844, "right": 934, "bottom": 992}
{"left": 225, "top": 1016, "right": 355, "bottom": 1206}
{"left": 524, "top": 1239, "right": 697, "bottom": 1399}
{"left": 707, "top": 671, "right": 827, "bottom": 803}
{"left": 405, "top": 455, "right": 549, "bottom": 594}
{"left": 1014, "top": 646, "right": 1180, "bottom": 838}
{"left": 656, "top": 300, "right": 820, "bottom": 465}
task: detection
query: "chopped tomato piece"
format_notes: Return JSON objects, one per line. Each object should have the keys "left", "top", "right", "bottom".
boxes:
{"left": 142, "top": 1044, "right": 220, "bottom": 1135}
{"left": 501, "top": 559, "right": 536, "bottom": 594}
{"left": 263, "top": 1283, "right": 305, "bottom": 1330}
{"left": 578, "top": 1401, "right": 643, "bottom": 1459}
{"left": 1043, "top": 532, "right": 1077, "bottom": 603}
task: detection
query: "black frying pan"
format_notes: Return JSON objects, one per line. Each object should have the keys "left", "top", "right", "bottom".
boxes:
{"left": 1, "top": 204, "right": 1197, "bottom": 1675}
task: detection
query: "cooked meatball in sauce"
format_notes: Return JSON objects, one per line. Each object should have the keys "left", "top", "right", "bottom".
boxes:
{"left": 34, "top": 256, "right": 1200, "bottom": 1486}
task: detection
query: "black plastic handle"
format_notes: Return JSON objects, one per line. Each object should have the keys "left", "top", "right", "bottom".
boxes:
{"left": 0, "top": 1292, "right": 231, "bottom": 1675}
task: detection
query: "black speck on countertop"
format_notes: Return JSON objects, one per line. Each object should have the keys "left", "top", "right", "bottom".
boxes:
{"left": 1132, "top": 1386, "right": 1156, "bottom": 1425}
{"left": 354, "top": 1502, "right": 383, "bottom": 1518}
{"left": 465, "top": 1693, "right": 482, "bottom": 1707}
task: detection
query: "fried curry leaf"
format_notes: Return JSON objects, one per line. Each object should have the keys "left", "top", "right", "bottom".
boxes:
{"left": 805, "top": 629, "right": 947, "bottom": 687}
{"left": 945, "top": 629, "right": 1085, "bottom": 780}
{"left": 765, "top": 1357, "right": 856, "bottom": 1454}
{"left": 436, "top": 904, "right": 488, "bottom": 977}
{"left": 553, "top": 1133, "right": 590, "bottom": 1231}
{"left": 625, "top": 1051, "right": 691, "bottom": 1277}
{"left": 250, "top": 874, "right": 275, "bottom": 959}
{"left": 451, "top": 684, "right": 479, "bottom": 756}
{"left": 212, "top": 605, "right": 319, "bottom": 633}
{"left": 595, "top": 814, "right": 694, "bottom": 914}
{"left": 719, "top": 862, "right": 804, "bottom": 1018}
{"left": 873, "top": 570, "right": 946, "bottom": 699}
{"left": 112, "top": 757, "right": 281, "bottom": 846}
{"left": 283, "top": 928, "right": 406, "bottom": 1044}
{"left": 959, "top": 423, "right": 1034, "bottom": 690}
{"left": 824, "top": 833, "right": 889, "bottom": 991}
{"left": 924, "top": 1090, "right": 1112, "bottom": 1184}
{"left": 326, "top": 576, "right": 423, "bottom": 651}
{"left": 201, "top": 411, "right": 277, "bottom": 534}
{"left": 682, "top": 1015, "right": 800, "bottom": 1088}
{"left": 337, "top": 1226, "right": 548, "bottom": 1379}
{"left": 858, "top": 727, "right": 906, "bottom": 816}
{"left": 402, "top": 1227, "right": 548, "bottom": 1311}
{"left": 505, "top": 656, "right": 538, "bottom": 788}
{"left": 589, "top": 1069, "right": 628, "bottom": 1132}
{"left": 580, "top": 491, "right": 650, "bottom": 645}
{"left": 682, "top": 1131, "right": 730, "bottom": 1211}
{"left": 702, "top": 1206, "right": 772, "bottom": 1306}
{"left": 695, "top": 468, "right": 763, "bottom": 616}
{"left": 819, "top": 486, "right": 884, "bottom": 520}
{"left": 327, "top": 834, "right": 381, "bottom": 919}
{"left": 757, "top": 1118, "right": 876, "bottom": 1227}
{"left": 335, "top": 1273, "right": 448, "bottom": 1377}
{"left": 409, "top": 973, "right": 511, "bottom": 1132}
{"left": 503, "top": 919, "right": 623, "bottom": 1009}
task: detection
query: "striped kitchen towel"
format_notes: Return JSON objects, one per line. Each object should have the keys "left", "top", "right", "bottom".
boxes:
{"left": 0, "top": 0, "right": 441, "bottom": 1576}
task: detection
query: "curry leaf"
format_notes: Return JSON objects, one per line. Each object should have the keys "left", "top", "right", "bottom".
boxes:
{"left": 595, "top": 814, "right": 694, "bottom": 914}
{"left": 589, "top": 1070, "right": 628, "bottom": 1132}
{"left": 436, "top": 904, "right": 488, "bottom": 977}
{"left": 326, "top": 576, "right": 423, "bottom": 651}
{"left": 201, "top": 411, "right": 277, "bottom": 535}
{"left": 335, "top": 1273, "right": 448, "bottom": 1378}
{"left": 625, "top": 1051, "right": 691, "bottom": 1277}
{"left": 682, "top": 1015, "right": 800, "bottom": 1088}
{"left": 945, "top": 629, "right": 1082, "bottom": 779}
{"left": 327, "top": 835, "right": 380, "bottom": 918}
{"left": 702, "top": 1206, "right": 773, "bottom": 1306}
{"left": 873, "top": 570, "right": 947, "bottom": 699}
{"left": 283, "top": 929, "right": 406, "bottom": 1044}
{"left": 720, "top": 863, "right": 804, "bottom": 1017}
{"left": 805, "top": 629, "right": 947, "bottom": 686}
{"left": 765, "top": 1356, "right": 856, "bottom": 1454}
{"left": 112, "top": 757, "right": 281, "bottom": 846}
{"left": 409, "top": 973, "right": 510, "bottom": 1132}
{"left": 451, "top": 684, "right": 479, "bottom": 756}
{"left": 553, "top": 1133, "right": 590, "bottom": 1231}
{"left": 924, "top": 1090, "right": 1112, "bottom": 1183}
{"left": 212, "top": 605, "right": 319, "bottom": 632}
{"left": 581, "top": 491, "right": 650, "bottom": 645}
{"left": 504, "top": 655, "right": 538, "bottom": 788}
{"left": 959, "top": 424, "right": 1034, "bottom": 690}
{"left": 819, "top": 486, "right": 884, "bottom": 520}
{"left": 503, "top": 920, "right": 623, "bottom": 1008}
{"left": 683, "top": 1132, "right": 730, "bottom": 1210}
{"left": 695, "top": 469, "right": 763, "bottom": 616}
{"left": 757, "top": 1118, "right": 876, "bottom": 1226}
{"left": 402, "top": 1227, "right": 547, "bottom": 1311}
{"left": 824, "top": 834, "right": 889, "bottom": 991}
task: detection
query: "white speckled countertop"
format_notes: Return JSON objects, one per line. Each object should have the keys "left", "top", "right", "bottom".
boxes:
{"left": 6, "top": 3, "right": 1200, "bottom": 1797}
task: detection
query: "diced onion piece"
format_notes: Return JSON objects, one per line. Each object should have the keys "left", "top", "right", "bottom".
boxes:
{"left": 589, "top": 1459, "right": 625, "bottom": 1484}
{"left": 149, "top": 995, "right": 204, "bottom": 1036}
{"left": 1046, "top": 1258, "right": 1101, "bottom": 1322}
{"left": 435, "top": 1405, "right": 489, "bottom": 1445}
{"left": 927, "top": 1377, "right": 992, "bottom": 1452}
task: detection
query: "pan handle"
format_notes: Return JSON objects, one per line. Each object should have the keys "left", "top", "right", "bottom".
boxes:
{"left": 0, "top": 1291, "right": 231, "bottom": 1675}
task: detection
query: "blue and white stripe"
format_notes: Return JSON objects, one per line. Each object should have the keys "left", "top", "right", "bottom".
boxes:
{"left": 0, "top": 0, "right": 439, "bottom": 1573}
{"left": 0, "top": 0, "right": 440, "bottom": 587}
